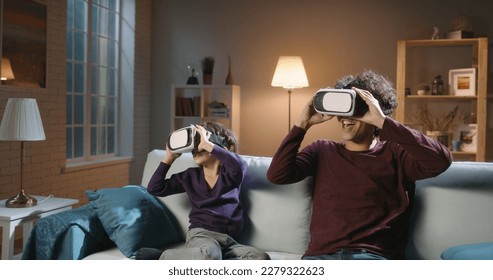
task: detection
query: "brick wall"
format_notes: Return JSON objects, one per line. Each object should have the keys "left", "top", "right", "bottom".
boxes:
{"left": 131, "top": 0, "right": 152, "bottom": 185}
{"left": 0, "top": 0, "right": 152, "bottom": 246}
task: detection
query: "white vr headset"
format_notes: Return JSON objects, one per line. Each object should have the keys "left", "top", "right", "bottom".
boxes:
{"left": 312, "top": 88, "right": 368, "bottom": 117}
{"left": 167, "top": 125, "right": 226, "bottom": 154}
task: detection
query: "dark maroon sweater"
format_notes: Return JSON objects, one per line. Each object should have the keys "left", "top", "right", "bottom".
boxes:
{"left": 267, "top": 117, "right": 452, "bottom": 259}
{"left": 147, "top": 146, "right": 247, "bottom": 238}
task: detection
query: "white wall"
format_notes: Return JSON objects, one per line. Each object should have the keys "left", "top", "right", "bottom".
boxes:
{"left": 151, "top": 0, "right": 493, "bottom": 157}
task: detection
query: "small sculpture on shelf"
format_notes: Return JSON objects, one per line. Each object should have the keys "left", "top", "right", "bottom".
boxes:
{"left": 431, "top": 26, "right": 440, "bottom": 40}
{"left": 186, "top": 65, "right": 199, "bottom": 85}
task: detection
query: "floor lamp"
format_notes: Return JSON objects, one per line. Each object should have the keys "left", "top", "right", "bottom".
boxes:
{"left": 271, "top": 56, "right": 309, "bottom": 131}
{"left": 0, "top": 98, "right": 46, "bottom": 208}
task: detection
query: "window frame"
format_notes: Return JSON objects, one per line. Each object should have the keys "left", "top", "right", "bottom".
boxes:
{"left": 66, "top": 0, "right": 121, "bottom": 163}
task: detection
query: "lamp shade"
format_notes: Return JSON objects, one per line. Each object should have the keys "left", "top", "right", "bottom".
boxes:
{"left": 1, "top": 58, "right": 15, "bottom": 80}
{"left": 0, "top": 98, "right": 46, "bottom": 141}
{"left": 271, "top": 56, "right": 309, "bottom": 89}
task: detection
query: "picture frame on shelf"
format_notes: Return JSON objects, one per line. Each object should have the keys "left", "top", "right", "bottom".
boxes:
{"left": 448, "top": 68, "right": 476, "bottom": 96}
{"left": 453, "top": 124, "right": 477, "bottom": 152}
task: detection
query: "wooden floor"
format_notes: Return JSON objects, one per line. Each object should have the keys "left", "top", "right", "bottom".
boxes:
{"left": 0, "top": 238, "right": 24, "bottom": 259}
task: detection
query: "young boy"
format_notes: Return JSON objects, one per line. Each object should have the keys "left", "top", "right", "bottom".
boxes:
{"left": 138, "top": 122, "right": 269, "bottom": 260}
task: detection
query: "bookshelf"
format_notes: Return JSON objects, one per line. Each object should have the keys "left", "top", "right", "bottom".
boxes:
{"left": 395, "top": 38, "right": 488, "bottom": 161}
{"left": 171, "top": 85, "right": 241, "bottom": 141}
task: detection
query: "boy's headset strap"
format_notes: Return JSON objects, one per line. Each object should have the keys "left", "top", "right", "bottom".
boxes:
{"left": 208, "top": 134, "right": 226, "bottom": 148}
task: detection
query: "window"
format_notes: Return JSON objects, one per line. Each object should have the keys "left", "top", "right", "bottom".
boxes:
{"left": 66, "top": 0, "right": 120, "bottom": 161}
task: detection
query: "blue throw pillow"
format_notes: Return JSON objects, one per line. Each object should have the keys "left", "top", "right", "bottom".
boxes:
{"left": 441, "top": 242, "right": 493, "bottom": 260}
{"left": 86, "top": 185, "right": 181, "bottom": 258}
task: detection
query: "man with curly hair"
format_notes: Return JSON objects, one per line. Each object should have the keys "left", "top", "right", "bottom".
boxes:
{"left": 267, "top": 69, "right": 452, "bottom": 260}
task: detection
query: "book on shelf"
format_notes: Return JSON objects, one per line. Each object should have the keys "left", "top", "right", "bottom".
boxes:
{"left": 175, "top": 97, "right": 183, "bottom": 116}
{"left": 193, "top": 96, "right": 201, "bottom": 116}
{"left": 175, "top": 96, "right": 201, "bottom": 116}
{"left": 209, "top": 107, "right": 229, "bottom": 117}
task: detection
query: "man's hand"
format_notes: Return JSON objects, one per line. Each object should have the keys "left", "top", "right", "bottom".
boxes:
{"left": 352, "top": 87, "right": 386, "bottom": 129}
{"left": 295, "top": 98, "right": 334, "bottom": 131}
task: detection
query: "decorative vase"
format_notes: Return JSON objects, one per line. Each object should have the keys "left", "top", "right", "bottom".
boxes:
{"left": 201, "top": 56, "right": 215, "bottom": 85}
{"left": 431, "top": 74, "right": 444, "bottom": 95}
{"left": 417, "top": 83, "right": 431, "bottom": 96}
{"left": 225, "top": 56, "right": 234, "bottom": 85}
{"left": 203, "top": 74, "right": 212, "bottom": 85}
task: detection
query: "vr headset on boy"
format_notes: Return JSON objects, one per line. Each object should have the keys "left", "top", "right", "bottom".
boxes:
{"left": 167, "top": 125, "right": 226, "bottom": 153}
{"left": 312, "top": 87, "right": 369, "bottom": 117}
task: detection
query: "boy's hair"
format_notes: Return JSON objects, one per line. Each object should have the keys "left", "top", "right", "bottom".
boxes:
{"left": 201, "top": 122, "right": 239, "bottom": 152}
{"left": 333, "top": 69, "right": 398, "bottom": 116}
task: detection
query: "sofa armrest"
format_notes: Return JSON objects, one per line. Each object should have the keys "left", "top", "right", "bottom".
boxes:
{"left": 22, "top": 204, "right": 114, "bottom": 260}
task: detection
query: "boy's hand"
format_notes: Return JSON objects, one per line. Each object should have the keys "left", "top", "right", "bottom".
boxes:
{"left": 163, "top": 144, "right": 181, "bottom": 164}
{"left": 195, "top": 125, "right": 214, "bottom": 153}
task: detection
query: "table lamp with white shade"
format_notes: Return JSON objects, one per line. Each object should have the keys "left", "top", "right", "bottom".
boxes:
{"left": 0, "top": 98, "right": 46, "bottom": 208}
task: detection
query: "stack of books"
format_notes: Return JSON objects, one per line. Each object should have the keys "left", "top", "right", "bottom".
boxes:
{"left": 209, "top": 107, "right": 229, "bottom": 117}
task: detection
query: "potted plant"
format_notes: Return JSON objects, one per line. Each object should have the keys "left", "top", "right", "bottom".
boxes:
{"left": 201, "top": 56, "right": 215, "bottom": 85}
{"left": 413, "top": 104, "right": 466, "bottom": 148}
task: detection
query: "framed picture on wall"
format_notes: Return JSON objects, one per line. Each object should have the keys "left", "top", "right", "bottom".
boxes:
{"left": 453, "top": 124, "right": 477, "bottom": 152}
{"left": 448, "top": 68, "right": 476, "bottom": 96}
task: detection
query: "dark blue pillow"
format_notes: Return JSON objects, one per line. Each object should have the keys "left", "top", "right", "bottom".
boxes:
{"left": 441, "top": 242, "right": 493, "bottom": 260}
{"left": 86, "top": 185, "right": 180, "bottom": 258}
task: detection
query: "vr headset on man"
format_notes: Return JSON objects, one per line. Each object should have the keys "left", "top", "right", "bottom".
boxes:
{"left": 312, "top": 88, "right": 368, "bottom": 117}
{"left": 167, "top": 125, "right": 226, "bottom": 154}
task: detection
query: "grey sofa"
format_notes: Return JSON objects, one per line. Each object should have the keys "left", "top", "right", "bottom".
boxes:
{"left": 24, "top": 149, "right": 493, "bottom": 260}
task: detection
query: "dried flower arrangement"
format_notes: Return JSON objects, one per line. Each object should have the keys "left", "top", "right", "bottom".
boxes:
{"left": 413, "top": 104, "right": 466, "bottom": 132}
{"left": 201, "top": 57, "right": 215, "bottom": 75}
{"left": 201, "top": 57, "right": 215, "bottom": 84}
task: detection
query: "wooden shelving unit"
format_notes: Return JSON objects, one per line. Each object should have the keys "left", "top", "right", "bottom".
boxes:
{"left": 171, "top": 84, "right": 241, "bottom": 141}
{"left": 395, "top": 38, "right": 488, "bottom": 161}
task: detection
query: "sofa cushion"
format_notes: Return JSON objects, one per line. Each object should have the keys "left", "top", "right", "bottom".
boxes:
{"left": 86, "top": 185, "right": 181, "bottom": 258}
{"left": 441, "top": 243, "right": 493, "bottom": 260}
{"left": 238, "top": 155, "right": 312, "bottom": 255}
{"left": 407, "top": 162, "right": 493, "bottom": 259}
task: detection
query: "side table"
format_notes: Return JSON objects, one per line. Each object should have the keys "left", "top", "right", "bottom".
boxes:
{"left": 0, "top": 196, "right": 78, "bottom": 260}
